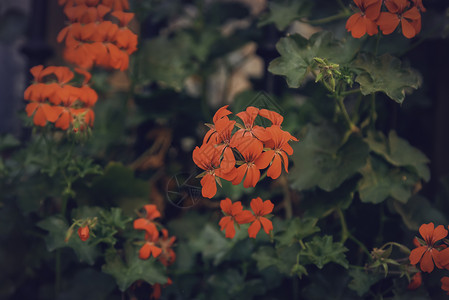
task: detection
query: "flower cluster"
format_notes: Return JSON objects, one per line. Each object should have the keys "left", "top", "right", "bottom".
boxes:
{"left": 57, "top": 0, "right": 137, "bottom": 70}
{"left": 409, "top": 223, "right": 449, "bottom": 294}
{"left": 346, "top": 0, "right": 425, "bottom": 39}
{"left": 24, "top": 0, "right": 137, "bottom": 131}
{"left": 219, "top": 197, "right": 274, "bottom": 239}
{"left": 133, "top": 205, "right": 176, "bottom": 266}
{"left": 24, "top": 65, "right": 96, "bottom": 129}
{"left": 192, "top": 105, "right": 297, "bottom": 198}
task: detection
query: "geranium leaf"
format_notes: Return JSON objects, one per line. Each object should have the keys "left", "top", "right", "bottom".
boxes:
{"left": 102, "top": 245, "right": 167, "bottom": 291}
{"left": 290, "top": 124, "right": 369, "bottom": 191}
{"left": 353, "top": 53, "right": 421, "bottom": 103}
{"left": 269, "top": 31, "right": 360, "bottom": 88}
{"left": 358, "top": 155, "right": 419, "bottom": 204}
{"left": 364, "top": 131, "right": 430, "bottom": 181}
{"left": 258, "top": 0, "right": 312, "bottom": 31}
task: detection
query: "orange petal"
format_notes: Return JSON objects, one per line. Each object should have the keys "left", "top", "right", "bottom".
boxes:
{"left": 144, "top": 204, "right": 161, "bottom": 220}
{"left": 248, "top": 220, "right": 261, "bottom": 238}
{"left": 267, "top": 154, "right": 282, "bottom": 179}
{"left": 200, "top": 173, "right": 217, "bottom": 198}
{"left": 377, "top": 12, "right": 400, "bottom": 35}
{"left": 243, "top": 165, "right": 260, "bottom": 188}
{"left": 139, "top": 243, "right": 151, "bottom": 259}
{"left": 409, "top": 246, "right": 426, "bottom": 265}
{"left": 234, "top": 210, "right": 255, "bottom": 224}
{"left": 255, "top": 150, "right": 275, "bottom": 169}
{"left": 259, "top": 217, "right": 273, "bottom": 235}
{"left": 261, "top": 199, "right": 274, "bottom": 215}
{"left": 250, "top": 197, "right": 263, "bottom": 215}
{"left": 420, "top": 250, "right": 434, "bottom": 273}
{"left": 220, "top": 198, "right": 233, "bottom": 214}
{"left": 401, "top": 18, "right": 416, "bottom": 38}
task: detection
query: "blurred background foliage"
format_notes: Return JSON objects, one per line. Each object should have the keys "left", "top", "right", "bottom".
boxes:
{"left": 1, "top": 0, "right": 449, "bottom": 299}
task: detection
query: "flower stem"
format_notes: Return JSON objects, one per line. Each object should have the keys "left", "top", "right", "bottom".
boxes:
{"left": 337, "top": 96, "right": 358, "bottom": 133}
{"left": 302, "top": 11, "right": 350, "bottom": 25}
{"left": 337, "top": 207, "right": 349, "bottom": 243}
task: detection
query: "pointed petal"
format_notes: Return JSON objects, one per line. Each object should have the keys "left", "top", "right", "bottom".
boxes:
{"left": 201, "top": 173, "right": 217, "bottom": 198}
{"left": 409, "top": 246, "right": 426, "bottom": 265}
{"left": 267, "top": 154, "right": 282, "bottom": 179}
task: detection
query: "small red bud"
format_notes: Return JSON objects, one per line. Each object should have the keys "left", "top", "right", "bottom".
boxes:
{"left": 77, "top": 226, "right": 90, "bottom": 241}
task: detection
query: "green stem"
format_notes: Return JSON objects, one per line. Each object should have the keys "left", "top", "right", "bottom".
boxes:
{"left": 280, "top": 174, "right": 292, "bottom": 219}
{"left": 340, "top": 88, "right": 361, "bottom": 96}
{"left": 337, "top": 208, "right": 349, "bottom": 243}
{"left": 348, "top": 234, "right": 372, "bottom": 258}
{"left": 337, "top": 0, "right": 348, "bottom": 10}
{"left": 374, "top": 32, "right": 381, "bottom": 56}
{"left": 302, "top": 11, "right": 350, "bottom": 25}
{"left": 337, "top": 96, "right": 358, "bottom": 133}
{"left": 370, "top": 93, "right": 377, "bottom": 129}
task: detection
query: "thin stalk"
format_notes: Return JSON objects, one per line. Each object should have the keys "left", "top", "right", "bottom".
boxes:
{"left": 340, "top": 88, "right": 361, "bottom": 96}
{"left": 302, "top": 11, "right": 350, "bottom": 25}
{"left": 337, "top": 96, "right": 358, "bottom": 133}
{"left": 337, "top": 208, "right": 349, "bottom": 243}
{"left": 370, "top": 93, "right": 377, "bottom": 129}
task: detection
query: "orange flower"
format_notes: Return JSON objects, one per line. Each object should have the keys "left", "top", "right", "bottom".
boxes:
{"left": 203, "top": 105, "right": 233, "bottom": 144}
{"left": 213, "top": 117, "right": 237, "bottom": 172}
{"left": 192, "top": 142, "right": 235, "bottom": 198}
{"left": 219, "top": 198, "right": 255, "bottom": 239}
{"left": 346, "top": 0, "right": 382, "bottom": 38}
{"left": 150, "top": 278, "right": 172, "bottom": 300}
{"left": 77, "top": 225, "right": 90, "bottom": 241}
{"left": 409, "top": 223, "right": 448, "bottom": 273}
{"left": 231, "top": 136, "right": 265, "bottom": 188}
{"left": 255, "top": 126, "right": 295, "bottom": 179}
{"left": 157, "top": 229, "right": 176, "bottom": 266}
{"left": 407, "top": 272, "right": 422, "bottom": 290}
{"left": 133, "top": 204, "right": 161, "bottom": 237}
{"left": 377, "top": 0, "right": 421, "bottom": 38}
{"left": 233, "top": 106, "right": 268, "bottom": 140}
{"left": 441, "top": 277, "right": 449, "bottom": 295}
{"left": 139, "top": 231, "right": 162, "bottom": 259}
{"left": 248, "top": 197, "right": 274, "bottom": 238}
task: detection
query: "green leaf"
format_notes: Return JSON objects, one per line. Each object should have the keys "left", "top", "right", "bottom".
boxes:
{"left": 102, "top": 245, "right": 167, "bottom": 291}
{"left": 301, "top": 235, "right": 349, "bottom": 269}
{"left": 190, "top": 224, "right": 231, "bottom": 266}
{"left": 275, "top": 217, "right": 320, "bottom": 247}
{"left": 290, "top": 124, "right": 369, "bottom": 191}
{"left": 353, "top": 53, "right": 421, "bottom": 103}
{"left": 0, "top": 134, "right": 20, "bottom": 152}
{"left": 269, "top": 31, "right": 360, "bottom": 88}
{"left": 358, "top": 155, "right": 419, "bottom": 204}
{"left": 37, "top": 215, "right": 99, "bottom": 265}
{"left": 301, "top": 177, "right": 359, "bottom": 218}
{"left": 365, "top": 131, "right": 430, "bottom": 181}
{"left": 348, "top": 268, "right": 382, "bottom": 297}
{"left": 258, "top": 0, "right": 312, "bottom": 30}
{"left": 252, "top": 244, "right": 302, "bottom": 275}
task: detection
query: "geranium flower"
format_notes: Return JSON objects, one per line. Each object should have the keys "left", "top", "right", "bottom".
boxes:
{"left": 139, "top": 231, "right": 162, "bottom": 259}
{"left": 409, "top": 222, "right": 448, "bottom": 273}
{"left": 441, "top": 277, "right": 449, "bottom": 295}
{"left": 407, "top": 272, "right": 422, "bottom": 290}
{"left": 157, "top": 229, "right": 176, "bottom": 266}
{"left": 248, "top": 197, "right": 274, "bottom": 238}
{"left": 203, "top": 105, "right": 233, "bottom": 145}
{"left": 377, "top": 0, "right": 421, "bottom": 38}
{"left": 77, "top": 225, "right": 90, "bottom": 241}
{"left": 233, "top": 106, "right": 269, "bottom": 140}
{"left": 150, "top": 278, "right": 172, "bottom": 300}
{"left": 133, "top": 204, "right": 161, "bottom": 237}
{"left": 192, "top": 142, "right": 235, "bottom": 198}
{"left": 255, "top": 126, "right": 295, "bottom": 179}
{"left": 231, "top": 136, "right": 265, "bottom": 188}
{"left": 346, "top": 0, "right": 382, "bottom": 38}
{"left": 219, "top": 198, "right": 255, "bottom": 238}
